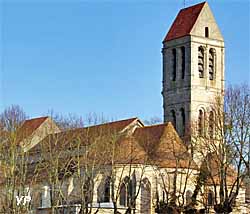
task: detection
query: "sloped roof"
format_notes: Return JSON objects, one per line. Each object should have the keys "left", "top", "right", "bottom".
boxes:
{"left": 201, "top": 152, "right": 238, "bottom": 186}
{"left": 133, "top": 123, "right": 198, "bottom": 169}
{"left": 163, "top": 2, "right": 206, "bottom": 42}
{"left": 29, "top": 117, "right": 142, "bottom": 154}
{"left": 17, "top": 117, "right": 48, "bottom": 143}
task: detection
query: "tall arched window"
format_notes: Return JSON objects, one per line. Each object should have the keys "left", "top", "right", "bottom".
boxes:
{"left": 198, "top": 46, "right": 204, "bottom": 78}
{"left": 207, "top": 190, "right": 214, "bottom": 206}
{"left": 180, "top": 108, "right": 185, "bottom": 136}
{"left": 170, "top": 110, "right": 176, "bottom": 129}
{"left": 141, "top": 178, "right": 151, "bottom": 214}
{"left": 245, "top": 176, "right": 250, "bottom": 203}
{"left": 186, "top": 190, "right": 192, "bottom": 205}
{"left": 181, "top": 46, "right": 185, "bottom": 79}
{"left": 130, "top": 171, "right": 136, "bottom": 208}
{"left": 209, "top": 49, "right": 215, "bottom": 80}
{"left": 198, "top": 109, "right": 204, "bottom": 136}
{"left": 120, "top": 183, "right": 127, "bottom": 206}
{"left": 119, "top": 175, "right": 136, "bottom": 207}
{"left": 172, "top": 49, "right": 177, "bottom": 81}
{"left": 101, "top": 176, "right": 111, "bottom": 202}
{"left": 209, "top": 111, "right": 214, "bottom": 138}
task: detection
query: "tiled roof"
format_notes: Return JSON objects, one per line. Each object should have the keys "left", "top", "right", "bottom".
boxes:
{"left": 27, "top": 119, "right": 198, "bottom": 183}
{"left": 29, "top": 117, "right": 141, "bottom": 154}
{"left": 17, "top": 117, "right": 48, "bottom": 143}
{"left": 202, "top": 152, "right": 238, "bottom": 186}
{"left": 163, "top": 2, "right": 205, "bottom": 42}
{"left": 133, "top": 123, "right": 198, "bottom": 169}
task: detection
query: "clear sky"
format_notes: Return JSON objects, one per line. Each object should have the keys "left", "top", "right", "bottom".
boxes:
{"left": 1, "top": 0, "right": 249, "bottom": 121}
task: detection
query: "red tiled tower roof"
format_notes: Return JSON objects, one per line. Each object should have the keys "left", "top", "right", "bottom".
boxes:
{"left": 163, "top": 2, "right": 206, "bottom": 42}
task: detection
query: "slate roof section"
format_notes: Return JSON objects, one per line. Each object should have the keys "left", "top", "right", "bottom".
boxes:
{"left": 163, "top": 2, "right": 206, "bottom": 42}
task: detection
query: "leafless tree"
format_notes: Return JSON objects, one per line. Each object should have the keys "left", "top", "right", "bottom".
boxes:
{"left": 0, "top": 105, "right": 33, "bottom": 214}
{"left": 191, "top": 84, "right": 250, "bottom": 213}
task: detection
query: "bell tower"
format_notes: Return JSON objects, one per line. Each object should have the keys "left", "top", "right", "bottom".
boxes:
{"left": 162, "top": 2, "right": 225, "bottom": 137}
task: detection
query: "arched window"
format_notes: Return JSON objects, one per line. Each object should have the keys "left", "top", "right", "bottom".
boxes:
{"left": 119, "top": 174, "right": 136, "bottom": 207}
{"left": 120, "top": 183, "right": 127, "bottom": 206}
{"left": 209, "top": 49, "right": 215, "bottom": 80}
{"left": 170, "top": 110, "right": 176, "bottom": 129}
{"left": 98, "top": 176, "right": 111, "bottom": 203}
{"left": 245, "top": 176, "right": 250, "bottom": 203}
{"left": 181, "top": 46, "right": 185, "bottom": 79}
{"left": 141, "top": 178, "right": 151, "bottom": 214}
{"left": 172, "top": 49, "right": 177, "bottom": 81}
{"left": 40, "top": 185, "right": 51, "bottom": 208}
{"left": 180, "top": 108, "right": 185, "bottom": 136}
{"left": 186, "top": 190, "right": 192, "bottom": 205}
{"left": 207, "top": 190, "right": 214, "bottom": 206}
{"left": 209, "top": 111, "right": 214, "bottom": 138}
{"left": 205, "top": 27, "right": 209, "bottom": 38}
{"left": 130, "top": 171, "right": 136, "bottom": 208}
{"left": 104, "top": 176, "right": 111, "bottom": 202}
{"left": 198, "top": 109, "right": 204, "bottom": 136}
{"left": 198, "top": 47, "right": 204, "bottom": 78}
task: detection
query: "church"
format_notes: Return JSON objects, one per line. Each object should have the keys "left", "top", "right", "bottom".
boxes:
{"left": 0, "top": 2, "right": 249, "bottom": 214}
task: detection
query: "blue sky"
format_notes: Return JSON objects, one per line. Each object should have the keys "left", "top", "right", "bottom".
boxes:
{"left": 1, "top": 0, "right": 249, "bottom": 121}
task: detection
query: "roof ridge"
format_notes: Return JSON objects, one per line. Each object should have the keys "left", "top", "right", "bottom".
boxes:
{"left": 24, "top": 116, "right": 48, "bottom": 122}
{"left": 163, "top": 1, "right": 206, "bottom": 42}
{"left": 84, "top": 117, "right": 138, "bottom": 128}
{"left": 140, "top": 122, "right": 168, "bottom": 129}
{"left": 68, "top": 117, "right": 139, "bottom": 132}
{"left": 181, "top": 1, "right": 206, "bottom": 11}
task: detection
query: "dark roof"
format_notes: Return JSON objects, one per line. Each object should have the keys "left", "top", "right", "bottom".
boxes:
{"left": 163, "top": 2, "right": 205, "bottom": 42}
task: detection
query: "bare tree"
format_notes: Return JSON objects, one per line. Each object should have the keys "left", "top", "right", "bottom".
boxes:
{"left": 0, "top": 105, "right": 27, "bottom": 132}
{"left": 191, "top": 84, "right": 250, "bottom": 213}
{"left": 0, "top": 105, "right": 34, "bottom": 214}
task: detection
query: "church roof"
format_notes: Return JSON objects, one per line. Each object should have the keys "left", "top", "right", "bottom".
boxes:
{"left": 16, "top": 116, "right": 48, "bottom": 143}
{"left": 163, "top": 2, "right": 206, "bottom": 42}
{"left": 133, "top": 123, "right": 198, "bottom": 169}
{"left": 28, "top": 117, "right": 142, "bottom": 154}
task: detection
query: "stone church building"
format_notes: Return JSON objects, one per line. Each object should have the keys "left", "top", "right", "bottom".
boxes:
{"left": 0, "top": 1, "right": 249, "bottom": 214}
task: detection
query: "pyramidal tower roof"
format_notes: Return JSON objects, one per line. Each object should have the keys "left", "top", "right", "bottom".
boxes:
{"left": 163, "top": 2, "right": 206, "bottom": 42}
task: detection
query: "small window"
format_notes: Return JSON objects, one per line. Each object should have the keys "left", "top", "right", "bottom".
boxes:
{"left": 205, "top": 27, "right": 209, "bottom": 38}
